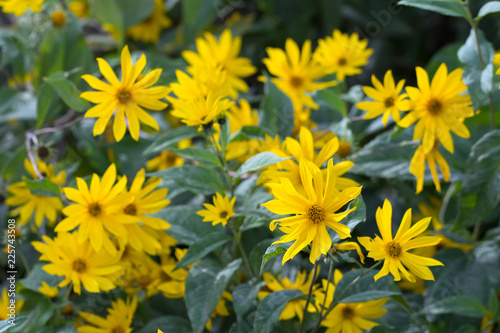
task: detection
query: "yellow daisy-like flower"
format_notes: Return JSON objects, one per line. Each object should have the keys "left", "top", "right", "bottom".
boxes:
{"left": 68, "top": 0, "right": 89, "bottom": 18}
{"left": 55, "top": 164, "right": 138, "bottom": 256}
{"left": 206, "top": 291, "right": 232, "bottom": 330}
{"left": 263, "top": 38, "right": 335, "bottom": 110}
{"left": 358, "top": 199, "right": 444, "bottom": 283}
{"left": 409, "top": 142, "right": 450, "bottom": 194}
{"left": 80, "top": 45, "right": 169, "bottom": 142}
{"left": 0, "top": 288, "right": 24, "bottom": 320}
{"left": 32, "top": 232, "right": 123, "bottom": 295}
{"left": 263, "top": 158, "right": 362, "bottom": 264}
{"left": 120, "top": 169, "right": 171, "bottom": 255}
{"left": 197, "top": 193, "right": 236, "bottom": 227}
{"left": 398, "top": 63, "right": 474, "bottom": 154}
{"left": 158, "top": 248, "right": 190, "bottom": 299}
{"left": 322, "top": 298, "right": 388, "bottom": 333}
{"left": 6, "top": 159, "right": 66, "bottom": 227}
{"left": 0, "top": 0, "right": 43, "bottom": 15}
{"left": 356, "top": 70, "right": 410, "bottom": 125}
{"left": 315, "top": 30, "right": 373, "bottom": 82}
{"left": 39, "top": 281, "right": 59, "bottom": 298}
{"left": 77, "top": 297, "right": 137, "bottom": 333}
{"left": 258, "top": 269, "right": 317, "bottom": 321}
{"left": 168, "top": 70, "right": 233, "bottom": 128}
{"left": 494, "top": 51, "right": 500, "bottom": 75}
{"left": 146, "top": 139, "right": 191, "bottom": 171}
{"left": 183, "top": 29, "right": 257, "bottom": 98}
{"left": 127, "top": 0, "right": 172, "bottom": 43}
{"left": 332, "top": 242, "right": 365, "bottom": 263}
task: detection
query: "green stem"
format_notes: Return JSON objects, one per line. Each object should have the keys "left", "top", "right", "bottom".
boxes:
{"left": 299, "top": 260, "right": 320, "bottom": 333}
{"left": 312, "top": 258, "right": 335, "bottom": 333}
{"left": 229, "top": 220, "right": 254, "bottom": 279}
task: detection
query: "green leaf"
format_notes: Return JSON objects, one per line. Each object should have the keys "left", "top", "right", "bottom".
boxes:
{"left": 183, "top": 0, "right": 218, "bottom": 44}
{"left": 0, "top": 320, "right": 14, "bottom": 333}
{"left": 316, "top": 88, "right": 347, "bottom": 117}
{"left": 236, "top": 152, "right": 290, "bottom": 177}
{"left": 330, "top": 195, "right": 366, "bottom": 244}
{"left": 421, "top": 296, "right": 486, "bottom": 318}
{"left": 481, "top": 63, "right": 494, "bottom": 94}
{"left": 44, "top": 73, "right": 89, "bottom": 112}
{"left": 489, "top": 288, "right": 499, "bottom": 319}
{"left": 334, "top": 269, "right": 401, "bottom": 303}
{"left": 185, "top": 259, "right": 242, "bottom": 333}
{"left": 261, "top": 75, "right": 294, "bottom": 138}
{"left": 232, "top": 281, "right": 266, "bottom": 322}
{"left": 136, "top": 316, "right": 192, "bottom": 333}
{"left": 476, "top": 1, "right": 500, "bottom": 22}
{"left": 458, "top": 28, "right": 495, "bottom": 68}
{"left": 149, "top": 165, "right": 224, "bottom": 195}
{"left": 397, "top": 0, "right": 468, "bottom": 18}
{"left": 144, "top": 126, "right": 199, "bottom": 155}
{"left": 120, "top": 0, "right": 155, "bottom": 28}
{"left": 175, "top": 232, "right": 232, "bottom": 269}
{"left": 259, "top": 242, "right": 292, "bottom": 275}
{"left": 230, "top": 126, "right": 273, "bottom": 143}
{"left": 23, "top": 177, "right": 61, "bottom": 197}
{"left": 168, "top": 147, "right": 222, "bottom": 168}
{"left": 36, "top": 83, "right": 58, "bottom": 129}
{"left": 253, "top": 290, "right": 305, "bottom": 333}
{"left": 458, "top": 130, "right": 500, "bottom": 226}
{"left": 19, "top": 263, "right": 63, "bottom": 292}
{"left": 219, "top": 120, "right": 231, "bottom": 152}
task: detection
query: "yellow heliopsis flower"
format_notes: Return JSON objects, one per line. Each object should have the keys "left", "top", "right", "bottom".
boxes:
{"left": 225, "top": 99, "right": 260, "bottom": 162}
{"left": 197, "top": 193, "right": 236, "bottom": 227}
{"left": 119, "top": 169, "right": 171, "bottom": 255}
{"left": 0, "top": 288, "right": 24, "bottom": 320}
{"left": 206, "top": 291, "right": 232, "bottom": 330}
{"left": 81, "top": 45, "right": 169, "bottom": 142}
{"left": 0, "top": 0, "right": 43, "bottom": 15}
{"left": 263, "top": 38, "right": 335, "bottom": 110}
{"left": 127, "top": 0, "right": 171, "bottom": 43}
{"left": 168, "top": 70, "right": 233, "bottom": 128}
{"left": 32, "top": 232, "right": 122, "bottom": 295}
{"left": 183, "top": 29, "right": 257, "bottom": 98}
{"left": 494, "top": 52, "right": 500, "bottom": 75}
{"left": 55, "top": 164, "right": 138, "bottom": 256}
{"left": 358, "top": 199, "right": 444, "bottom": 283}
{"left": 315, "top": 30, "right": 373, "bottom": 81}
{"left": 146, "top": 139, "right": 191, "bottom": 171}
{"left": 39, "top": 281, "right": 59, "bottom": 298}
{"left": 263, "top": 158, "right": 362, "bottom": 264}
{"left": 158, "top": 248, "right": 190, "bottom": 299}
{"left": 398, "top": 63, "right": 474, "bottom": 154}
{"left": 356, "top": 70, "right": 410, "bottom": 125}
{"left": 259, "top": 127, "right": 357, "bottom": 192}
{"left": 77, "top": 297, "right": 137, "bottom": 333}
{"left": 332, "top": 242, "right": 365, "bottom": 263}
{"left": 68, "top": 0, "right": 89, "bottom": 18}
{"left": 6, "top": 158, "right": 66, "bottom": 227}
{"left": 258, "top": 269, "right": 317, "bottom": 321}
{"left": 322, "top": 298, "right": 388, "bottom": 333}
{"left": 409, "top": 142, "right": 450, "bottom": 194}
{"left": 312, "top": 269, "right": 343, "bottom": 314}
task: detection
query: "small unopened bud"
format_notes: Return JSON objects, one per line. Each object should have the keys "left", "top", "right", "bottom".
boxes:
{"left": 51, "top": 11, "right": 67, "bottom": 27}
{"left": 337, "top": 141, "right": 351, "bottom": 158}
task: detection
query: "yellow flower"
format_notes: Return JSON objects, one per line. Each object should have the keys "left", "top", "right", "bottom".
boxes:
{"left": 315, "top": 30, "right": 373, "bottom": 82}
{"left": 7, "top": 73, "right": 32, "bottom": 89}
{"left": 168, "top": 70, "right": 233, "bottom": 128}
{"left": 119, "top": 169, "right": 171, "bottom": 255}
{"left": 312, "top": 269, "right": 343, "bottom": 314}
{"left": 183, "top": 29, "right": 257, "bottom": 98}
{"left": 409, "top": 142, "right": 450, "bottom": 194}
{"left": 263, "top": 158, "right": 362, "bottom": 264}
{"left": 263, "top": 38, "right": 335, "bottom": 110}
{"left": 0, "top": 0, "right": 43, "bottom": 15}
{"left": 197, "top": 193, "right": 236, "bottom": 227}
{"left": 494, "top": 51, "right": 500, "bottom": 75}
{"left": 55, "top": 164, "right": 138, "bottom": 256}
{"left": 77, "top": 297, "right": 137, "bottom": 333}
{"left": 206, "top": 291, "right": 232, "bottom": 330}
{"left": 127, "top": 0, "right": 171, "bottom": 43}
{"left": 357, "top": 70, "right": 410, "bottom": 125}
{"left": 358, "top": 199, "right": 444, "bottom": 282}
{"left": 81, "top": 45, "right": 169, "bottom": 142}
{"left": 68, "top": 0, "right": 89, "bottom": 18}
{"left": 51, "top": 10, "right": 66, "bottom": 27}
{"left": 32, "top": 232, "right": 122, "bottom": 295}
{"left": 258, "top": 269, "right": 318, "bottom": 321}
{"left": 398, "top": 63, "right": 474, "bottom": 154}
{"left": 333, "top": 242, "right": 365, "bottom": 263}
{"left": 224, "top": 99, "right": 260, "bottom": 162}
{"left": 322, "top": 298, "right": 388, "bottom": 333}
{"left": 146, "top": 139, "right": 191, "bottom": 171}
{"left": 0, "top": 288, "right": 24, "bottom": 320}
{"left": 158, "top": 248, "right": 189, "bottom": 299}
{"left": 6, "top": 159, "right": 66, "bottom": 227}
{"left": 39, "top": 281, "right": 59, "bottom": 298}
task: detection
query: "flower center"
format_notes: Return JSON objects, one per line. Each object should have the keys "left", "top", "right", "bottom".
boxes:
{"left": 88, "top": 203, "right": 102, "bottom": 217}
{"left": 384, "top": 97, "right": 394, "bottom": 108}
{"left": 290, "top": 76, "right": 304, "bottom": 89}
{"left": 124, "top": 203, "right": 137, "bottom": 216}
{"left": 341, "top": 305, "right": 355, "bottom": 320}
{"left": 308, "top": 204, "right": 325, "bottom": 224}
{"left": 385, "top": 241, "right": 403, "bottom": 258}
{"left": 117, "top": 89, "right": 132, "bottom": 104}
{"left": 427, "top": 98, "right": 442, "bottom": 115}
{"left": 111, "top": 326, "right": 125, "bottom": 333}
{"left": 338, "top": 57, "right": 347, "bottom": 66}
{"left": 219, "top": 211, "right": 228, "bottom": 219}
{"left": 72, "top": 259, "right": 87, "bottom": 273}
{"left": 165, "top": 153, "right": 178, "bottom": 165}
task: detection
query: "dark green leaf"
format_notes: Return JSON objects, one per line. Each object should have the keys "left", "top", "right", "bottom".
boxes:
{"left": 175, "top": 232, "right": 232, "bottom": 269}
{"left": 136, "top": 316, "right": 192, "bottom": 333}
{"left": 36, "top": 83, "right": 60, "bottom": 129}
{"left": 169, "top": 147, "right": 222, "bottom": 168}
{"left": 261, "top": 76, "right": 294, "bottom": 138}
{"left": 259, "top": 242, "right": 292, "bottom": 275}
{"left": 398, "top": 0, "right": 468, "bottom": 18}
{"left": 144, "top": 126, "right": 199, "bottom": 155}
{"left": 230, "top": 126, "right": 273, "bottom": 143}
{"left": 149, "top": 165, "right": 224, "bottom": 195}
{"left": 334, "top": 269, "right": 401, "bottom": 303}
{"left": 183, "top": 0, "right": 217, "bottom": 44}
{"left": 232, "top": 281, "right": 266, "bottom": 322}
{"left": 44, "top": 73, "right": 89, "bottom": 112}
{"left": 19, "top": 263, "right": 63, "bottom": 292}
{"left": 316, "top": 88, "right": 347, "bottom": 117}
{"left": 23, "top": 177, "right": 61, "bottom": 197}
{"left": 458, "top": 28, "right": 495, "bottom": 68}
{"left": 253, "top": 290, "right": 305, "bottom": 333}
{"left": 476, "top": 1, "right": 500, "bottom": 22}
{"left": 236, "top": 152, "right": 290, "bottom": 177}
{"left": 421, "top": 296, "right": 486, "bottom": 318}
{"left": 120, "top": 0, "right": 155, "bottom": 28}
